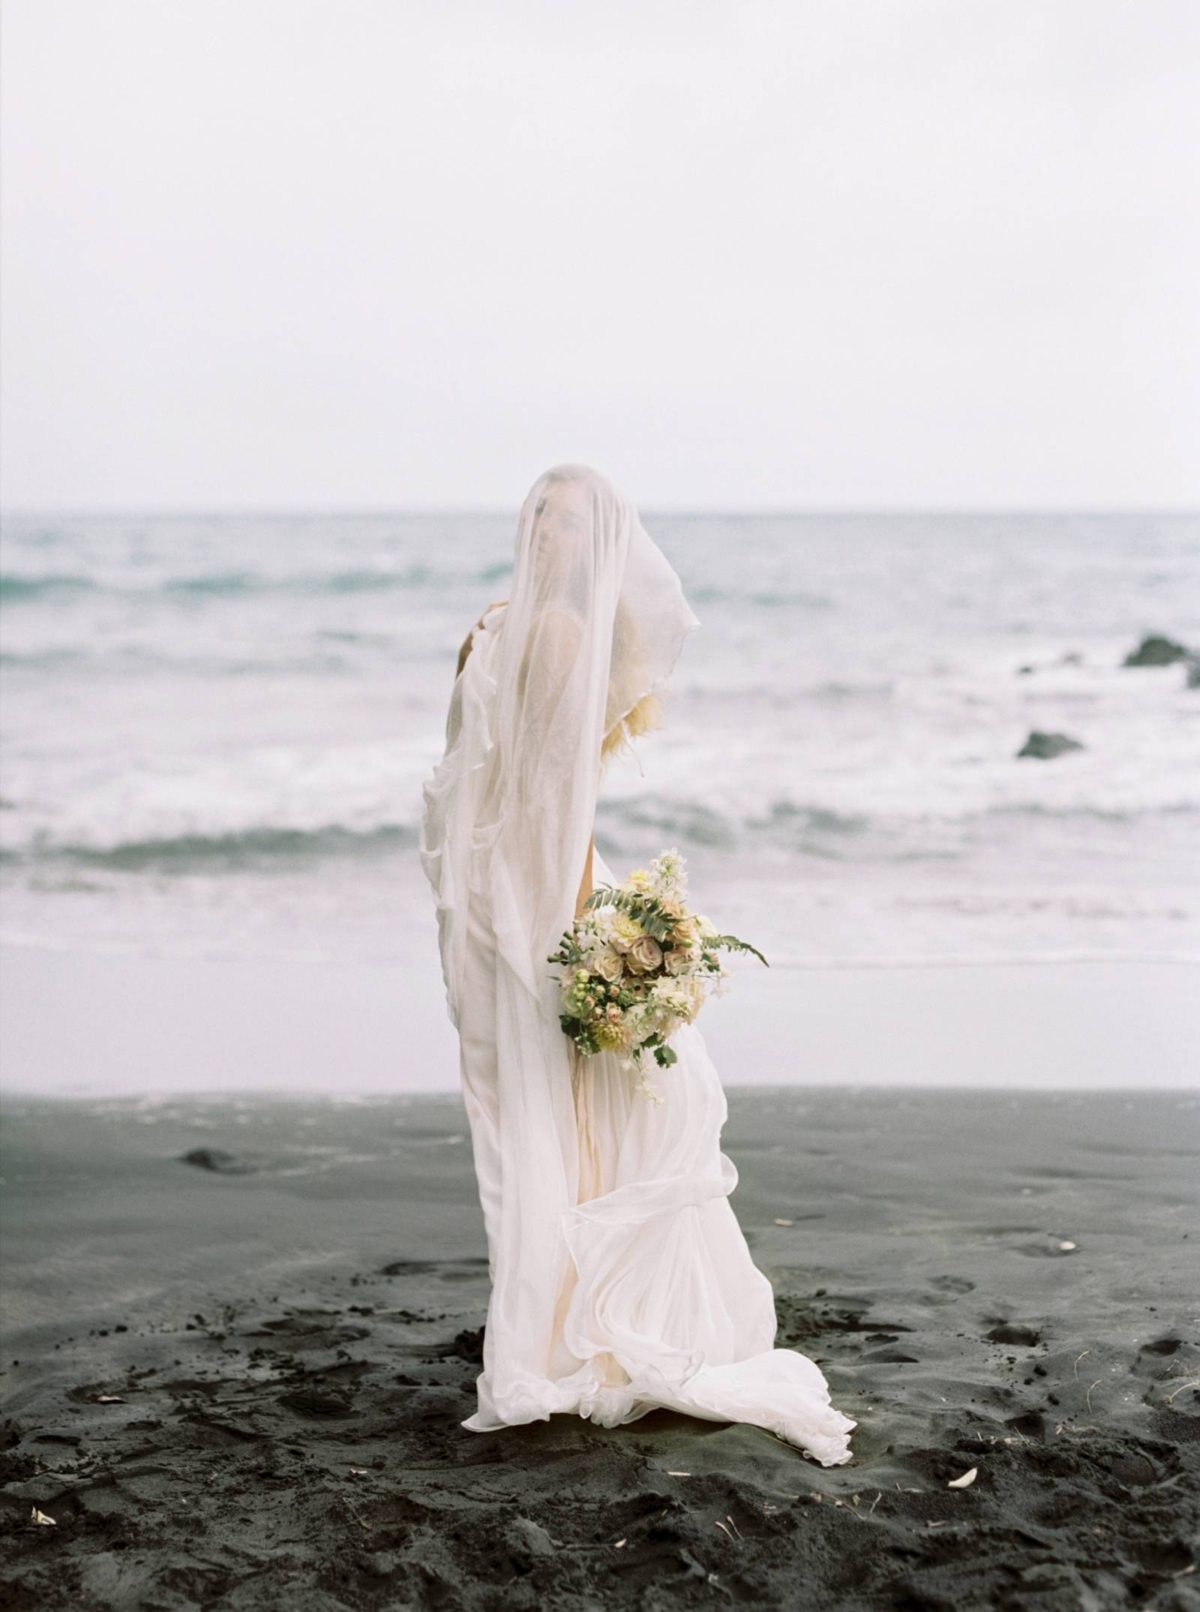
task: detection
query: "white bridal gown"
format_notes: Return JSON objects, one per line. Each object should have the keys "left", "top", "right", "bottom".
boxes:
{"left": 420, "top": 465, "right": 856, "bottom": 1467}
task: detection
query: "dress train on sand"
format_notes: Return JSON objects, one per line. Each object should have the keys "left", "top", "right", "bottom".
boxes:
{"left": 455, "top": 844, "right": 856, "bottom": 1466}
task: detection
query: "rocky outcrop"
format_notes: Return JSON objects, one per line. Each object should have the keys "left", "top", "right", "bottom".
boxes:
{"left": 1016, "top": 730, "right": 1085, "bottom": 760}
{"left": 178, "top": 1147, "right": 257, "bottom": 1174}
{"left": 1122, "top": 634, "right": 1190, "bottom": 667}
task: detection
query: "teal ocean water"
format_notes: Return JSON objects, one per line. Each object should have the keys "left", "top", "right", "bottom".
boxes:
{"left": 1, "top": 511, "right": 1197, "bottom": 969}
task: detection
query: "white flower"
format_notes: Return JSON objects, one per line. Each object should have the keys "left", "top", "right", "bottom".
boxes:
{"left": 624, "top": 1005, "right": 651, "bottom": 1042}
{"left": 626, "top": 935, "right": 664, "bottom": 974}
{"left": 648, "top": 981, "right": 693, "bottom": 1024}
{"left": 609, "top": 914, "right": 643, "bottom": 954}
{"left": 649, "top": 848, "right": 688, "bottom": 901}
{"left": 593, "top": 945, "right": 625, "bottom": 984}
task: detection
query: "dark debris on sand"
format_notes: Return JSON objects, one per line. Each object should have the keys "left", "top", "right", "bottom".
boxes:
{"left": 3, "top": 1089, "right": 1198, "bottom": 1610}
{"left": 1, "top": 1272, "right": 1197, "bottom": 1612}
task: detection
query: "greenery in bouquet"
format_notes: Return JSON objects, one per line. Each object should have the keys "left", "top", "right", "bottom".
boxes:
{"left": 547, "top": 848, "right": 767, "bottom": 1096}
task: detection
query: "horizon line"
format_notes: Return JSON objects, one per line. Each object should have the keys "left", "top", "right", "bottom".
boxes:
{"left": 3, "top": 503, "right": 1198, "bottom": 521}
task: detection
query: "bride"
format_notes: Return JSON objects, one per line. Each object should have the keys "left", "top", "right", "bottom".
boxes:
{"left": 419, "top": 464, "right": 856, "bottom": 1467}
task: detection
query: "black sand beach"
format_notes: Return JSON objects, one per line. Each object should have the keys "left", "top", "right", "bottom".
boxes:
{"left": 1, "top": 1088, "right": 1197, "bottom": 1611}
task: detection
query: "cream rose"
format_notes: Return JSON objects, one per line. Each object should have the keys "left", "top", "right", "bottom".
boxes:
{"left": 664, "top": 948, "right": 690, "bottom": 976}
{"left": 593, "top": 945, "right": 624, "bottom": 984}
{"left": 626, "top": 934, "right": 664, "bottom": 974}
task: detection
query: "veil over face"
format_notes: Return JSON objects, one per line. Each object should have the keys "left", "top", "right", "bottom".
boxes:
{"left": 423, "top": 463, "right": 700, "bottom": 1024}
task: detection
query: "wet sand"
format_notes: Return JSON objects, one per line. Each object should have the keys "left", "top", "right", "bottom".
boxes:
{"left": 1, "top": 1088, "right": 1197, "bottom": 1610}
{"left": 3, "top": 944, "right": 1196, "bottom": 1098}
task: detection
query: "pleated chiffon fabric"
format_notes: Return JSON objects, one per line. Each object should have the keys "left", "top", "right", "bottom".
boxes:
{"left": 419, "top": 464, "right": 856, "bottom": 1466}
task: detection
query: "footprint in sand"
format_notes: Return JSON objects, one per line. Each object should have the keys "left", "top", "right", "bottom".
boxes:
{"left": 918, "top": 1275, "right": 975, "bottom": 1306}
{"left": 379, "top": 1258, "right": 489, "bottom": 1283}
{"left": 249, "top": 1315, "right": 371, "bottom": 1350}
{"left": 985, "top": 1323, "right": 1041, "bottom": 1347}
{"left": 1132, "top": 1335, "right": 1193, "bottom": 1408}
{"left": 276, "top": 1388, "right": 355, "bottom": 1418}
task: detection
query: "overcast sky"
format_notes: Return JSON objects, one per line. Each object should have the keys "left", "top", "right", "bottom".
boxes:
{"left": 2, "top": 0, "right": 1197, "bottom": 511}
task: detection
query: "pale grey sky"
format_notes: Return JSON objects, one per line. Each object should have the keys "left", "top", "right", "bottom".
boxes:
{"left": 2, "top": 0, "right": 1197, "bottom": 511}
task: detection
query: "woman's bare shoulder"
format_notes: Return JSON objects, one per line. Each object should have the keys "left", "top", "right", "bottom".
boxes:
{"left": 456, "top": 599, "right": 509, "bottom": 677}
{"left": 477, "top": 598, "right": 509, "bottom": 629}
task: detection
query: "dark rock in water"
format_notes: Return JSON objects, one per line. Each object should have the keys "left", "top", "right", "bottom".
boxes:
{"left": 178, "top": 1147, "right": 256, "bottom": 1175}
{"left": 1016, "top": 730, "right": 1085, "bottom": 760}
{"left": 1122, "top": 634, "right": 1190, "bottom": 667}
{"left": 1017, "top": 664, "right": 1035, "bottom": 675}
{"left": 1187, "top": 658, "right": 1200, "bottom": 688}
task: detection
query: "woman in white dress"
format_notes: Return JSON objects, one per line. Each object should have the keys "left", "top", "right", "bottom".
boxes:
{"left": 420, "top": 464, "right": 856, "bottom": 1467}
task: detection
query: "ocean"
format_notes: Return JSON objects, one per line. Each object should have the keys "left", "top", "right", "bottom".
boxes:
{"left": 1, "top": 510, "right": 1197, "bottom": 977}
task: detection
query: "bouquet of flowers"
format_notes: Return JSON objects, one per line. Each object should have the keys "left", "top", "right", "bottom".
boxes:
{"left": 547, "top": 848, "right": 767, "bottom": 1094}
